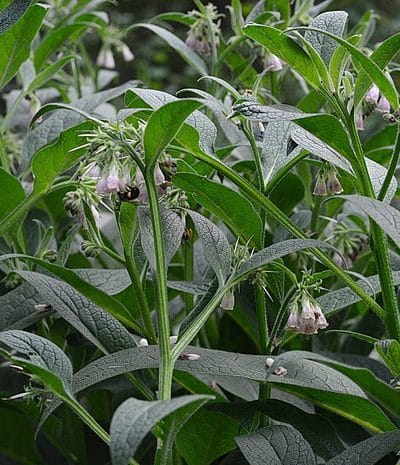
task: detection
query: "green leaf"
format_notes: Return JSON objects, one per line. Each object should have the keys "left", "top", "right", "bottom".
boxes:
{"left": 375, "top": 339, "right": 400, "bottom": 378}
{"left": 304, "top": 11, "right": 348, "bottom": 66}
{"left": 0, "top": 3, "right": 46, "bottom": 91}
{"left": 173, "top": 172, "right": 263, "bottom": 248}
{"left": 354, "top": 32, "right": 400, "bottom": 108}
{"left": 0, "top": 0, "right": 31, "bottom": 34}
{"left": 0, "top": 282, "right": 51, "bottom": 331}
{"left": 329, "top": 34, "right": 361, "bottom": 91}
{"left": 110, "top": 395, "right": 212, "bottom": 465}
{"left": 188, "top": 211, "right": 231, "bottom": 286}
{"left": 318, "top": 271, "right": 400, "bottom": 316}
{"left": 340, "top": 195, "right": 400, "bottom": 248}
{"left": 0, "top": 404, "right": 46, "bottom": 465}
{"left": 176, "top": 409, "right": 239, "bottom": 465}
{"left": 0, "top": 167, "right": 25, "bottom": 223}
{"left": 0, "top": 330, "right": 73, "bottom": 394}
{"left": 74, "top": 269, "right": 131, "bottom": 295}
{"left": 26, "top": 55, "right": 76, "bottom": 93}
{"left": 242, "top": 24, "right": 320, "bottom": 88}
{"left": 138, "top": 206, "right": 184, "bottom": 272}
{"left": 236, "top": 424, "right": 316, "bottom": 465}
{"left": 15, "top": 271, "right": 137, "bottom": 353}
{"left": 132, "top": 23, "right": 208, "bottom": 75}
{"left": 268, "top": 356, "right": 396, "bottom": 433}
{"left": 212, "top": 399, "right": 344, "bottom": 461}
{"left": 143, "top": 99, "right": 202, "bottom": 168}
{"left": 126, "top": 88, "right": 217, "bottom": 156}
{"left": 22, "top": 81, "right": 136, "bottom": 169}
{"left": 327, "top": 430, "right": 400, "bottom": 465}
{"left": 234, "top": 239, "right": 333, "bottom": 281}
{"left": 294, "top": 26, "right": 399, "bottom": 108}
{"left": 31, "top": 122, "right": 92, "bottom": 195}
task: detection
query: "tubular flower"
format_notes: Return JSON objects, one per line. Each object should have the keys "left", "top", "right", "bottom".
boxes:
{"left": 365, "top": 84, "right": 380, "bottom": 105}
{"left": 264, "top": 53, "right": 284, "bottom": 71}
{"left": 286, "top": 297, "right": 328, "bottom": 335}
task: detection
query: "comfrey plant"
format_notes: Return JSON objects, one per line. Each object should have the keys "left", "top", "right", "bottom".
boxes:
{"left": 2, "top": 0, "right": 400, "bottom": 464}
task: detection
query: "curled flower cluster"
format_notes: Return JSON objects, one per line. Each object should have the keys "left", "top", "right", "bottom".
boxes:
{"left": 365, "top": 84, "right": 390, "bottom": 113}
{"left": 287, "top": 297, "right": 328, "bottom": 334}
{"left": 313, "top": 163, "right": 343, "bottom": 196}
{"left": 63, "top": 182, "right": 100, "bottom": 226}
{"left": 96, "top": 25, "right": 135, "bottom": 69}
{"left": 185, "top": 3, "right": 222, "bottom": 55}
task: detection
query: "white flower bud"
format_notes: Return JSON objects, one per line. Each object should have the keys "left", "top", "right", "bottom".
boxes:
{"left": 138, "top": 338, "right": 148, "bottom": 347}
{"left": 169, "top": 335, "right": 178, "bottom": 344}
{"left": 34, "top": 304, "right": 52, "bottom": 311}
{"left": 377, "top": 96, "right": 390, "bottom": 113}
{"left": 266, "top": 357, "right": 275, "bottom": 368}
{"left": 121, "top": 44, "right": 135, "bottom": 62}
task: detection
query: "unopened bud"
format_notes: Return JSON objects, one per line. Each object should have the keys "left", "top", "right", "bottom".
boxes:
{"left": 138, "top": 338, "right": 148, "bottom": 347}
{"left": 266, "top": 357, "right": 275, "bottom": 368}
{"left": 274, "top": 366, "right": 287, "bottom": 376}
{"left": 179, "top": 353, "right": 200, "bottom": 361}
{"left": 169, "top": 335, "right": 178, "bottom": 344}
{"left": 34, "top": 304, "right": 52, "bottom": 311}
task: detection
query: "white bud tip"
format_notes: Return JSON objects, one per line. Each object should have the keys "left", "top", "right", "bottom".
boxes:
{"left": 35, "top": 304, "right": 52, "bottom": 311}
{"left": 169, "top": 336, "right": 178, "bottom": 344}
{"left": 184, "top": 353, "right": 200, "bottom": 361}
{"left": 138, "top": 338, "right": 149, "bottom": 347}
{"left": 266, "top": 357, "right": 275, "bottom": 368}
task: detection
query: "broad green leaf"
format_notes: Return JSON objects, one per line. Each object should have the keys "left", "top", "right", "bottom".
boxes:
{"left": 268, "top": 356, "right": 396, "bottom": 433}
{"left": 242, "top": 24, "right": 320, "bottom": 88}
{"left": 236, "top": 424, "right": 316, "bottom": 465}
{"left": 143, "top": 99, "right": 201, "bottom": 168}
{"left": 132, "top": 23, "right": 208, "bottom": 75}
{"left": 173, "top": 172, "right": 263, "bottom": 248}
{"left": 260, "top": 121, "right": 297, "bottom": 184}
{"left": 0, "top": 404, "right": 46, "bottom": 465}
{"left": 234, "top": 239, "right": 332, "bottom": 281}
{"left": 0, "top": 3, "right": 46, "bottom": 91}
{"left": 0, "top": 0, "right": 31, "bottom": 34}
{"left": 0, "top": 167, "right": 25, "bottom": 222}
{"left": 340, "top": 195, "right": 400, "bottom": 248}
{"left": 74, "top": 269, "right": 131, "bottom": 295}
{"left": 31, "top": 122, "right": 92, "bottom": 195}
{"left": 295, "top": 26, "right": 399, "bottom": 108}
{"left": 26, "top": 55, "right": 76, "bottom": 93}
{"left": 0, "top": 330, "right": 73, "bottom": 393}
{"left": 212, "top": 399, "right": 344, "bottom": 461}
{"left": 375, "top": 339, "right": 400, "bottom": 378}
{"left": 176, "top": 409, "right": 239, "bottom": 465}
{"left": 30, "top": 102, "right": 103, "bottom": 127}
{"left": 0, "top": 253, "right": 140, "bottom": 332}
{"left": 318, "top": 271, "right": 400, "bottom": 316}
{"left": 327, "top": 430, "right": 400, "bottom": 465}
{"left": 304, "top": 11, "right": 348, "bottom": 66}
{"left": 110, "top": 395, "right": 212, "bottom": 465}
{"left": 138, "top": 206, "right": 184, "bottom": 272}
{"left": 22, "top": 81, "right": 136, "bottom": 169}
{"left": 126, "top": 88, "right": 217, "bottom": 156}
{"left": 16, "top": 271, "right": 137, "bottom": 353}
{"left": 354, "top": 32, "right": 400, "bottom": 108}
{"left": 0, "top": 282, "right": 51, "bottom": 331}
{"left": 38, "top": 346, "right": 270, "bottom": 429}
{"left": 189, "top": 211, "right": 231, "bottom": 286}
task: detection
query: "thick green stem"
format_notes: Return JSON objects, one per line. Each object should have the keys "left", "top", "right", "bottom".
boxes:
{"left": 0, "top": 133, "right": 10, "bottom": 172}
{"left": 145, "top": 172, "right": 173, "bottom": 400}
{"left": 346, "top": 115, "right": 400, "bottom": 341}
{"left": 378, "top": 124, "right": 400, "bottom": 202}
{"left": 183, "top": 217, "right": 194, "bottom": 315}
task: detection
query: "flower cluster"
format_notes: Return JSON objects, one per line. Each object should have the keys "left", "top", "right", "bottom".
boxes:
{"left": 63, "top": 179, "right": 100, "bottom": 226}
{"left": 328, "top": 221, "right": 366, "bottom": 269}
{"left": 185, "top": 3, "right": 222, "bottom": 55}
{"left": 96, "top": 25, "right": 134, "bottom": 69}
{"left": 313, "top": 163, "right": 343, "bottom": 196}
{"left": 287, "top": 297, "right": 328, "bottom": 334}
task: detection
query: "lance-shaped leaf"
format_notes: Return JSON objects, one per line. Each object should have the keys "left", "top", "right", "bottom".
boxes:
{"left": 235, "top": 239, "right": 332, "bottom": 281}
{"left": 236, "top": 424, "right": 316, "bottom": 465}
{"left": 138, "top": 206, "right": 184, "bottom": 272}
{"left": 189, "top": 211, "right": 231, "bottom": 286}
{"left": 340, "top": 195, "right": 400, "bottom": 247}
{"left": 0, "top": 168, "right": 26, "bottom": 236}
{"left": 110, "top": 395, "right": 212, "bottom": 465}
{"left": 173, "top": 172, "right": 263, "bottom": 248}
{"left": 16, "top": 271, "right": 136, "bottom": 353}
{"left": 132, "top": 23, "right": 208, "bottom": 76}
{"left": 0, "top": 2, "right": 46, "bottom": 91}
{"left": 304, "top": 11, "right": 348, "bottom": 66}
{"left": 143, "top": 99, "right": 202, "bottom": 168}
{"left": 0, "top": 0, "right": 31, "bottom": 34}
{"left": 327, "top": 430, "right": 400, "bottom": 465}
{"left": 0, "top": 330, "right": 73, "bottom": 395}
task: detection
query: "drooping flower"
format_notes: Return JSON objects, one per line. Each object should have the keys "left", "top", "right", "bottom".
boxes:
{"left": 96, "top": 48, "right": 115, "bottom": 69}
{"left": 326, "top": 168, "right": 343, "bottom": 195}
{"left": 365, "top": 84, "right": 380, "bottom": 105}
{"left": 185, "top": 3, "right": 222, "bottom": 56}
{"left": 220, "top": 290, "right": 235, "bottom": 310}
{"left": 96, "top": 164, "right": 120, "bottom": 195}
{"left": 120, "top": 43, "right": 135, "bottom": 62}
{"left": 286, "top": 296, "right": 328, "bottom": 335}
{"left": 355, "top": 110, "right": 364, "bottom": 130}
{"left": 264, "top": 53, "right": 284, "bottom": 72}
{"left": 313, "top": 173, "right": 328, "bottom": 196}
{"left": 377, "top": 96, "right": 391, "bottom": 113}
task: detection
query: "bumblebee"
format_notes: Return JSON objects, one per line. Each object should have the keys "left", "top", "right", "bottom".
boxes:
{"left": 118, "top": 185, "right": 140, "bottom": 202}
